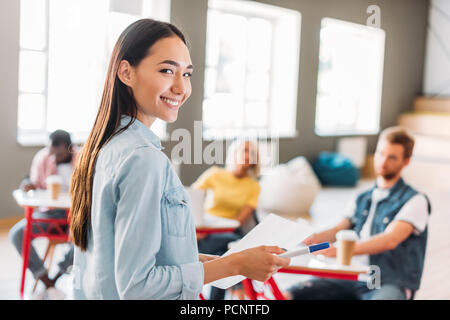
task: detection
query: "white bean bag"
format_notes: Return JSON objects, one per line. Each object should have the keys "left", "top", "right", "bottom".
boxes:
{"left": 257, "top": 157, "right": 321, "bottom": 218}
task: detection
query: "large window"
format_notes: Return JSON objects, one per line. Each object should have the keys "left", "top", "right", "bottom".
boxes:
{"left": 202, "top": 0, "right": 301, "bottom": 140}
{"left": 18, "top": 0, "right": 170, "bottom": 145}
{"left": 315, "top": 18, "right": 385, "bottom": 136}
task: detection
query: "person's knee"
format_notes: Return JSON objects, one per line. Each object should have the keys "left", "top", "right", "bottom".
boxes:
{"left": 287, "top": 280, "right": 322, "bottom": 300}
{"left": 366, "top": 285, "right": 406, "bottom": 300}
{"left": 63, "top": 245, "right": 74, "bottom": 264}
{"left": 8, "top": 222, "right": 25, "bottom": 245}
{"left": 288, "top": 279, "right": 357, "bottom": 300}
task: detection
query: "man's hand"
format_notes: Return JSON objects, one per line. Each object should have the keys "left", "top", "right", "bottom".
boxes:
{"left": 302, "top": 218, "right": 352, "bottom": 246}
{"left": 313, "top": 244, "right": 337, "bottom": 257}
{"left": 302, "top": 233, "right": 319, "bottom": 246}
{"left": 23, "top": 183, "right": 36, "bottom": 192}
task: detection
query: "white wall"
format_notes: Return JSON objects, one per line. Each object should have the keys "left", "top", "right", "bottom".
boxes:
{"left": 423, "top": 0, "right": 450, "bottom": 96}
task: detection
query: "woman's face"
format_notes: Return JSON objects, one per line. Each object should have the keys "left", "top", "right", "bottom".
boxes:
{"left": 121, "top": 36, "right": 193, "bottom": 125}
{"left": 235, "top": 142, "right": 257, "bottom": 172}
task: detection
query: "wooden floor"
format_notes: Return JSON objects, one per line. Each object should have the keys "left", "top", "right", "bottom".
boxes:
{"left": 413, "top": 187, "right": 450, "bottom": 299}
{"left": 0, "top": 179, "right": 449, "bottom": 299}
{"left": 0, "top": 230, "right": 73, "bottom": 300}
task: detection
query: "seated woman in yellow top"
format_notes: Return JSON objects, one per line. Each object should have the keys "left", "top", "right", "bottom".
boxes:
{"left": 192, "top": 140, "right": 261, "bottom": 299}
{"left": 194, "top": 142, "right": 260, "bottom": 223}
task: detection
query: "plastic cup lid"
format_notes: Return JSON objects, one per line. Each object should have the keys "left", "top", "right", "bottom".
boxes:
{"left": 336, "top": 230, "right": 359, "bottom": 241}
{"left": 46, "top": 175, "right": 63, "bottom": 184}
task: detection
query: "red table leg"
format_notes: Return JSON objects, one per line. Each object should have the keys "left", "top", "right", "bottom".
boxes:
{"left": 266, "top": 277, "right": 285, "bottom": 300}
{"left": 242, "top": 278, "right": 258, "bottom": 300}
{"left": 20, "top": 206, "right": 33, "bottom": 299}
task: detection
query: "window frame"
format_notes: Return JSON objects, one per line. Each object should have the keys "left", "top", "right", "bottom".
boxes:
{"left": 314, "top": 17, "right": 386, "bottom": 137}
{"left": 17, "top": 0, "right": 50, "bottom": 146}
{"left": 202, "top": 0, "right": 301, "bottom": 141}
{"left": 17, "top": 0, "right": 171, "bottom": 146}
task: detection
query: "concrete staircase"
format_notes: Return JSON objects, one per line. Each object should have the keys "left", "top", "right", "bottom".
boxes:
{"left": 398, "top": 96, "right": 450, "bottom": 190}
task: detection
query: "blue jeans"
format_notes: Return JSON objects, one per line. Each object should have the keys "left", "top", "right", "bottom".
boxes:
{"left": 288, "top": 278, "right": 406, "bottom": 300}
{"left": 197, "top": 231, "right": 243, "bottom": 256}
{"left": 9, "top": 209, "right": 74, "bottom": 280}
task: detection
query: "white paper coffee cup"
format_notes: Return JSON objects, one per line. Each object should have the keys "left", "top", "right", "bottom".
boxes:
{"left": 46, "top": 175, "right": 63, "bottom": 200}
{"left": 336, "top": 230, "right": 359, "bottom": 266}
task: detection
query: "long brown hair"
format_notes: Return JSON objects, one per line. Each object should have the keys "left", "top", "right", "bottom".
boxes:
{"left": 70, "top": 19, "right": 186, "bottom": 251}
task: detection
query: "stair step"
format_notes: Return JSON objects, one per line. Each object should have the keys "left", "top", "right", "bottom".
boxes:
{"left": 412, "top": 134, "right": 450, "bottom": 161}
{"left": 398, "top": 113, "right": 450, "bottom": 137}
{"left": 413, "top": 96, "right": 450, "bottom": 113}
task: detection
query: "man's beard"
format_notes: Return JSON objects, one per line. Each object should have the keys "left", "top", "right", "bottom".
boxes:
{"left": 381, "top": 171, "right": 398, "bottom": 180}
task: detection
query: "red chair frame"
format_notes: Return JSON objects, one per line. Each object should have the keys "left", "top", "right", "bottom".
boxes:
{"left": 195, "top": 227, "right": 237, "bottom": 235}
{"left": 20, "top": 206, "right": 70, "bottom": 299}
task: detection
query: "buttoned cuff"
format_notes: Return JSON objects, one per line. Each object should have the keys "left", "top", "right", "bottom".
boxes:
{"left": 180, "top": 261, "right": 204, "bottom": 300}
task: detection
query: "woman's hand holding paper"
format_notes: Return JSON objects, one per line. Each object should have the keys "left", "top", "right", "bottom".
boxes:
{"left": 232, "top": 245, "right": 290, "bottom": 282}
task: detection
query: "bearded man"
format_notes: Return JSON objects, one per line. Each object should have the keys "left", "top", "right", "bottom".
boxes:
{"left": 284, "top": 126, "right": 431, "bottom": 300}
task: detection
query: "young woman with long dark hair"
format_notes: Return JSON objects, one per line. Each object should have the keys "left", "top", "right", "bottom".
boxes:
{"left": 69, "top": 19, "right": 289, "bottom": 299}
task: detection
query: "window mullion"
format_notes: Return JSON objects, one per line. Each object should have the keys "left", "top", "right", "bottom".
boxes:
{"left": 43, "top": 0, "right": 50, "bottom": 134}
{"left": 266, "top": 19, "right": 276, "bottom": 135}
{"left": 242, "top": 16, "right": 250, "bottom": 136}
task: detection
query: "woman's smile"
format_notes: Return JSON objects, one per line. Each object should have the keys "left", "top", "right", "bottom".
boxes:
{"left": 160, "top": 96, "right": 181, "bottom": 109}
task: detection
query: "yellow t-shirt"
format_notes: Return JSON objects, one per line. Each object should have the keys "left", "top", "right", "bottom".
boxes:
{"left": 192, "top": 166, "right": 261, "bottom": 219}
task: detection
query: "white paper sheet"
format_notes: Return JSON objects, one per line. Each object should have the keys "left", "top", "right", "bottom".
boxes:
{"left": 209, "top": 213, "right": 314, "bottom": 289}
{"left": 202, "top": 213, "right": 240, "bottom": 228}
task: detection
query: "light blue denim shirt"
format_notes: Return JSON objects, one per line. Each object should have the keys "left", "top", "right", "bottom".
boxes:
{"left": 73, "top": 116, "right": 204, "bottom": 299}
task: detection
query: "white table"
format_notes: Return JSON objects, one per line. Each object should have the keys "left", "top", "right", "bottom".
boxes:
{"left": 12, "top": 189, "right": 71, "bottom": 210}
{"left": 195, "top": 213, "right": 240, "bottom": 235}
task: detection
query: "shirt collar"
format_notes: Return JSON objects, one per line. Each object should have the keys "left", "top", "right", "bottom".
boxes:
{"left": 119, "top": 115, "right": 164, "bottom": 151}
{"left": 372, "top": 177, "right": 405, "bottom": 201}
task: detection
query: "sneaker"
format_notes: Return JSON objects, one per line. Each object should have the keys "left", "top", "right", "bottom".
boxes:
{"left": 30, "top": 289, "right": 48, "bottom": 300}
{"left": 46, "top": 287, "right": 66, "bottom": 300}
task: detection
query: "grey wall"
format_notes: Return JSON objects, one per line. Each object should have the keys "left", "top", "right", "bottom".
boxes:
{"left": 1, "top": 0, "right": 42, "bottom": 218}
{"left": 423, "top": 0, "right": 450, "bottom": 95}
{"left": 171, "top": 0, "right": 429, "bottom": 186}
{"left": 0, "top": 0, "right": 429, "bottom": 219}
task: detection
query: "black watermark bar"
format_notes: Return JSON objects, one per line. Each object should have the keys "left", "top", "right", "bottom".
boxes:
{"left": 2, "top": 300, "right": 450, "bottom": 319}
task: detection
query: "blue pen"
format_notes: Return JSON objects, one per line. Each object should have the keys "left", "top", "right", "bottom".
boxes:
{"left": 278, "top": 242, "right": 330, "bottom": 258}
